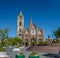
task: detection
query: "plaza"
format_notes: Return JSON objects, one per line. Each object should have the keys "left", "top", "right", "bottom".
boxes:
{"left": 0, "top": 0, "right": 60, "bottom": 58}
{"left": 0, "top": 11, "right": 60, "bottom": 58}
{"left": 0, "top": 45, "right": 60, "bottom": 58}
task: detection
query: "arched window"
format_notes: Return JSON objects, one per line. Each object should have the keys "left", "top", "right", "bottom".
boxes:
{"left": 19, "top": 21, "right": 22, "bottom": 26}
{"left": 20, "top": 30, "right": 22, "bottom": 32}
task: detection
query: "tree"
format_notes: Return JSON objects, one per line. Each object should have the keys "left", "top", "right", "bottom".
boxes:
{"left": 54, "top": 27, "right": 60, "bottom": 38}
{"left": 0, "top": 28, "right": 9, "bottom": 39}
{"left": 12, "top": 37, "right": 24, "bottom": 47}
{"left": 3, "top": 28, "right": 9, "bottom": 38}
{"left": 3, "top": 38, "right": 12, "bottom": 47}
{"left": 47, "top": 35, "right": 51, "bottom": 38}
{"left": 0, "top": 28, "right": 9, "bottom": 46}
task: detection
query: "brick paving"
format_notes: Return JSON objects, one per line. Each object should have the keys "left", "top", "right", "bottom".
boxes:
{"left": 27, "top": 45, "right": 60, "bottom": 53}
{"left": 5, "top": 45, "right": 60, "bottom": 58}
{"left": 6, "top": 46, "right": 50, "bottom": 58}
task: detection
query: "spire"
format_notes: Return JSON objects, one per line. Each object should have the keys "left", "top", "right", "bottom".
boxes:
{"left": 30, "top": 18, "right": 33, "bottom": 25}
{"left": 42, "top": 27, "right": 44, "bottom": 32}
{"left": 20, "top": 11, "right": 22, "bottom": 16}
{"left": 18, "top": 11, "right": 23, "bottom": 20}
{"left": 36, "top": 20, "right": 38, "bottom": 28}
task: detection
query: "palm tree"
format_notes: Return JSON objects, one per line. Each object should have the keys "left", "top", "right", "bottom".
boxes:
{"left": 3, "top": 28, "right": 9, "bottom": 39}
{"left": 54, "top": 27, "right": 60, "bottom": 38}
{"left": 47, "top": 35, "right": 51, "bottom": 38}
{"left": 0, "top": 28, "right": 9, "bottom": 46}
{"left": 0, "top": 28, "right": 9, "bottom": 39}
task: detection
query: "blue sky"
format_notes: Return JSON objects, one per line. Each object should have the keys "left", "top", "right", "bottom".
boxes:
{"left": 0, "top": 0, "right": 60, "bottom": 38}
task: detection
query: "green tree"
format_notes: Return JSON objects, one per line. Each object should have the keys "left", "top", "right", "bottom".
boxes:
{"left": 3, "top": 28, "right": 9, "bottom": 38}
{"left": 3, "top": 38, "right": 12, "bottom": 47}
{"left": 12, "top": 37, "right": 24, "bottom": 47}
{"left": 47, "top": 35, "right": 51, "bottom": 38}
{"left": 0, "top": 28, "right": 9, "bottom": 46}
{"left": 0, "top": 28, "right": 9, "bottom": 39}
{"left": 54, "top": 27, "right": 60, "bottom": 38}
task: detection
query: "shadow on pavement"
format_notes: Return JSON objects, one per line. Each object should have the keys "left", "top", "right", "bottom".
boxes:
{"left": 43, "top": 53, "right": 60, "bottom": 58}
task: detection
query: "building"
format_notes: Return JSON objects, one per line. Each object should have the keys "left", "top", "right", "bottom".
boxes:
{"left": 17, "top": 11, "right": 44, "bottom": 46}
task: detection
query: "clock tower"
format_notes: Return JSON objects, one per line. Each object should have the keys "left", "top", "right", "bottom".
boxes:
{"left": 17, "top": 11, "right": 24, "bottom": 39}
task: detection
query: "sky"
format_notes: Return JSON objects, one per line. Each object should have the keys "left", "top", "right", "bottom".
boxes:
{"left": 0, "top": 0, "right": 60, "bottom": 39}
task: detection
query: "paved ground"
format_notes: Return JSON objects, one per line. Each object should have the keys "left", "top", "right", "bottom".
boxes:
{"left": 6, "top": 46, "right": 53, "bottom": 58}
{"left": 6, "top": 46, "right": 60, "bottom": 58}
{"left": 20, "top": 47, "right": 49, "bottom": 58}
{"left": 27, "top": 45, "right": 60, "bottom": 53}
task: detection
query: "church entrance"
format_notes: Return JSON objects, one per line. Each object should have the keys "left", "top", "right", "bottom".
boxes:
{"left": 25, "top": 39, "right": 29, "bottom": 46}
{"left": 31, "top": 37, "right": 36, "bottom": 42}
{"left": 25, "top": 42, "right": 28, "bottom": 46}
{"left": 31, "top": 37, "right": 36, "bottom": 45}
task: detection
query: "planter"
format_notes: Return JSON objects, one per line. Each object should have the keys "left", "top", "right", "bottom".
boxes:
{"left": 16, "top": 55, "right": 25, "bottom": 58}
{"left": 29, "top": 55, "right": 39, "bottom": 58}
{"left": 29, "top": 52, "right": 39, "bottom": 58}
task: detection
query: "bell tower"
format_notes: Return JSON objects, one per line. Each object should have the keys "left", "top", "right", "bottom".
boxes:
{"left": 17, "top": 11, "right": 24, "bottom": 39}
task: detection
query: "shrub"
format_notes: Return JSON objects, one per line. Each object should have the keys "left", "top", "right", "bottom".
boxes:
{"left": 30, "top": 52, "right": 38, "bottom": 56}
{"left": 19, "top": 52, "right": 24, "bottom": 56}
{"left": 0, "top": 47, "right": 6, "bottom": 52}
{"left": 39, "top": 41, "right": 48, "bottom": 44}
{"left": 31, "top": 42, "right": 36, "bottom": 46}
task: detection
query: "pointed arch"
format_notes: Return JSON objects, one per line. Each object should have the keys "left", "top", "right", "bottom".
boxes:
{"left": 19, "top": 21, "right": 22, "bottom": 26}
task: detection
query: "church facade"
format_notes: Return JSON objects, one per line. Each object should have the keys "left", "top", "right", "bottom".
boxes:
{"left": 17, "top": 11, "right": 44, "bottom": 46}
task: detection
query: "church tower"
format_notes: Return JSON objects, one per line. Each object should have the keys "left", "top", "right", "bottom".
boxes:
{"left": 17, "top": 11, "right": 24, "bottom": 39}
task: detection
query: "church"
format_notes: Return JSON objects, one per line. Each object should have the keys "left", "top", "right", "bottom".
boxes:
{"left": 17, "top": 11, "right": 44, "bottom": 46}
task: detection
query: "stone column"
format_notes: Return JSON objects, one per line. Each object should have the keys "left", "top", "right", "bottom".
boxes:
{"left": 29, "top": 38, "right": 31, "bottom": 46}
